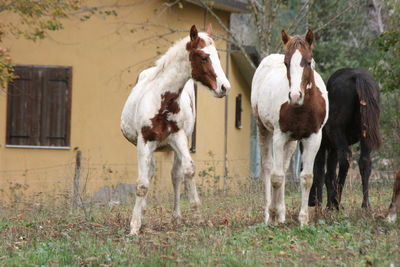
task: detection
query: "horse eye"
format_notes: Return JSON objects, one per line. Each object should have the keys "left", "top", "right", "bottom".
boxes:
{"left": 201, "top": 56, "right": 208, "bottom": 63}
{"left": 307, "top": 61, "right": 312, "bottom": 66}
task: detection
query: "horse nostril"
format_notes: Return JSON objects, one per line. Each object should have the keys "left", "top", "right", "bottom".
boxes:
{"left": 221, "top": 85, "right": 227, "bottom": 93}
{"left": 299, "top": 91, "right": 303, "bottom": 98}
{"left": 288, "top": 92, "right": 291, "bottom": 100}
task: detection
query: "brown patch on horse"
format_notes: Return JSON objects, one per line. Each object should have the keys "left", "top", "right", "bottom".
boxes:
{"left": 388, "top": 169, "right": 400, "bottom": 216}
{"left": 279, "top": 85, "right": 326, "bottom": 140}
{"left": 279, "top": 29, "right": 324, "bottom": 140}
{"left": 189, "top": 49, "right": 217, "bottom": 90}
{"left": 141, "top": 91, "right": 181, "bottom": 143}
{"left": 186, "top": 25, "right": 217, "bottom": 90}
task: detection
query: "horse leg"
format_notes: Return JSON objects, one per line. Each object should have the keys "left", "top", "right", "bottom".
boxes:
{"left": 359, "top": 139, "right": 372, "bottom": 208}
{"left": 169, "top": 131, "right": 200, "bottom": 218}
{"left": 337, "top": 144, "right": 351, "bottom": 208}
{"left": 309, "top": 142, "right": 326, "bottom": 207}
{"left": 387, "top": 171, "right": 400, "bottom": 223}
{"left": 130, "top": 138, "right": 156, "bottom": 235}
{"left": 171, "top": 152, "right": 183, "bottom": 224}
{"left": 258, "top": 125, "right": 273, "bottom": 225}
{"left": 387, "top": 194, "right": 400, "bottom": 223}
{"left": 298, "top": 132, "right": 322, "bottom": 226}
{"left": 325, "top": 148, "right": 338, "bottom": 209}
{"left": 275, "top": 141, "right": 297, "bottom": 223}
{"left": 142, "top": 155, "right": 155, "bottom": 217}
{"left": 270, "top": 131, "right": 289, "bottom": 224}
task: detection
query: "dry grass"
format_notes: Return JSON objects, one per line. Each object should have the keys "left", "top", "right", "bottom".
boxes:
{"left": 0, "top": 179, "right": 399, "bottom": 266}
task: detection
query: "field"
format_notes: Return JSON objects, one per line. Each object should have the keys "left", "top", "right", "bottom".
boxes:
{"left": 0, "top": 180, "right": 399, "bottom": 266}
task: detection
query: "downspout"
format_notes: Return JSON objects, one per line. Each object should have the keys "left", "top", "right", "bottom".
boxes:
{"left": 223, "top": 20, "right": 230, "bottom": 192}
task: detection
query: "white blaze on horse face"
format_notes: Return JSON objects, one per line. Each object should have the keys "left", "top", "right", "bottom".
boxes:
{"left": 289, "top": 50, "right": 304, "bottom": 105}
{"left": 203, "top": 45, "right": 231, "bottom": 97}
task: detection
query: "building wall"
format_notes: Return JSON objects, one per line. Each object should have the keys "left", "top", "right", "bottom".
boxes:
{"left": 0, "top": 0, "right": 252, "bottom": 202}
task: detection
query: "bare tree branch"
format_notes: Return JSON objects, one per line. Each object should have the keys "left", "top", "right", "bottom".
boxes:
{"left": 187, "top": 0, "right": 256, "bottom": 70}
{"left": 0, "top": 1, "right": 16, "bottom": 13}
{"left": 246, "top": 0, "right": 261, "bottom": 14}
{"left": 287, "top": 0, "right": 313, "bottom": 33}
{"left": 313, "top": 3, "right": 355, "bottom": 33}
{"left": 69, "top": 3, "right": 141, "bottom": 16}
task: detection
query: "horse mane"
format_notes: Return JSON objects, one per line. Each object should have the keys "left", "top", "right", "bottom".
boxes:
{"left": 143, "top": 32, "right": 213, "bottom": 83}
{"left": 141, "top": 36, "right": 190, "bottom": 82}
{"left": 155, "top": 37, "right": 190, "bottom": 69}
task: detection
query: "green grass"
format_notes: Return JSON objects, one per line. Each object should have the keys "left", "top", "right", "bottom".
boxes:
{"left": 0, "top": 182, "right": 399, "bottom": 266}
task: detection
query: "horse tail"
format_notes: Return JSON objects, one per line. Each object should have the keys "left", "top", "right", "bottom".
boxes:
{"left": 354, "top": 72, "right": 381, "bottom": 150}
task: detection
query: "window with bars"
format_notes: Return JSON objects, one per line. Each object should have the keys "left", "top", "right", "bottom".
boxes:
{"left": 6, "top": 65, "right": 72, "bottom": 148}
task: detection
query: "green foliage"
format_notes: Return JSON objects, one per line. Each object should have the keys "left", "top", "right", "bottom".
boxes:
{"left": 0, "top": 47, "right": 14, "bottom": 89}
{"left": 307, "top": 0, "right": 371, "bottom": 81}
{"left": 369, "top": 0, "right": 400, "bottom": 92}
{"left": 310, "top": 0, "right": 400, "bottom": 92}
{"left": 378, "top": 91, "right": 400, "bottom": 166}
{"left": 1, "top": 0, "right": 80, "bottom": 41}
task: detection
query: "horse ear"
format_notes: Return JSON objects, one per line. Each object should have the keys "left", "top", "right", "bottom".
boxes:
{"left": 206, "top": 23, "right": 213, "bottom": 37}
{"left": 282, "top": 30, "right": 290, "bottom": 45}
{"left": 305, "top": 29, "right": 314, "bottom": 46}
{"left": 190, "top": 25, "right": 198, "bottom": 41}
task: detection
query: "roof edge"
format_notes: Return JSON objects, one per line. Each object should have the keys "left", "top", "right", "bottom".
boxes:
{"left": 184, "top": 0, "right": 251, "bottom": 13}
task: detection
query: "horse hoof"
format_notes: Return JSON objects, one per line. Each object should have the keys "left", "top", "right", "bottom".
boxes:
{"left": 264, "top": 213, "right": 270, "bottom": 226}
{"left": 172, "top": 215, "right": 183, "bottom": 226}
{"left": 130, "top": 217, "right": 142, "bottom": 236}
{"left": 300, "top": 221, "right": 308, "bottom": 227}
{"left": 193, "top": 214, "right": 204, "bottom": 224}
{"left": 386, "top": 213, "right": 397, "bottom": 223}
{"left": 361, "top": 203, "right": 371, "bottom": 209}
{"left": 129, "top": 228, "right": 140, "bottom": 236}
{"left": 298, "top": 214, "right": 309, "bottom": 226}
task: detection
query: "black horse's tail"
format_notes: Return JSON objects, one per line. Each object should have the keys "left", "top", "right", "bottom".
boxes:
{"left": 354, "top": 73, "right": 381, "bottom": 150}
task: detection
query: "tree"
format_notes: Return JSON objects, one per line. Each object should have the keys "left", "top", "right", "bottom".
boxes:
{"left": 369, "top": 0, "right": 400, "bottom": 92}
{"left": 0, "top": 0, "right": 124, "bottom": 89}
{"left": 0, "top": 0, "right": 81, "bottom": 89}
{"left": 185, "top": 0, "right": 366, "bottom": 75}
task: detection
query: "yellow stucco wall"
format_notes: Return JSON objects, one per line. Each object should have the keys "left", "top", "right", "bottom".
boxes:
{"left": 0, "top": 0, "right": 252, "bottom": 202}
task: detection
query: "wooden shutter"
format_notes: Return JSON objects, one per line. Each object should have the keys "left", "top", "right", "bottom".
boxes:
{"left": 40, "top": 67, "right": 72, "bottom": 147}
{"left": 6, "top": 67, "right": 41, "bottom": 145}
{"left": 6, "top": 65, "right": 72, "bottom": 147}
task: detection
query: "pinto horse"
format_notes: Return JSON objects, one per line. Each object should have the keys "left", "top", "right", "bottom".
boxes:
{"left": 387, "top": 169, "right": 400, "bottom": 223}
{"left": 121, "top": 25, "right": 231, "bottom": 235}
{"left": 309, "top": 68, "right": 381, "bottom": 209}
{"left": 251, "top": 30, "right": 328, "bottom": 226}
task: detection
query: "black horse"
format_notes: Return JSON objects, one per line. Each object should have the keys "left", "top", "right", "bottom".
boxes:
{"left": 309, "top": 68, "right": 381, "bottom": 209}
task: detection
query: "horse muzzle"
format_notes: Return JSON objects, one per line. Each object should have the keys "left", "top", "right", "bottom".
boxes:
{"left": 288, "top": 91, "right": 303, "bottom": 105}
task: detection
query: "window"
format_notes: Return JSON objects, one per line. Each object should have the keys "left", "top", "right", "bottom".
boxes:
{"left": 6, "top": 65, "right": 72, "bottom": 148}
{"left": 235, "top": 94, "right": 242, "bottom": 129}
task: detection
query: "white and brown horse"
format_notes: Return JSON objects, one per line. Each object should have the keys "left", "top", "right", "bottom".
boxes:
{"left": 121, "top": 25, "right": 230, "bottom": 235}
{"left": 251, "top": 30, "right": 328, "bottom": 226}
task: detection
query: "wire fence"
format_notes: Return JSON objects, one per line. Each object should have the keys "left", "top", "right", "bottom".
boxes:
{"left": 0, "top": 148, "right": 397, "bottom": 207}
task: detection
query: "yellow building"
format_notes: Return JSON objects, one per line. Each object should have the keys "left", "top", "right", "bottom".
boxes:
{"left": 0, "top": 0, "right": 256, "bottom": 204}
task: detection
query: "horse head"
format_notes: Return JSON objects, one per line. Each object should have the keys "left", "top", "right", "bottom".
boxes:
{"left": 282, "top": 29, "right": 315, "bottom": 106}
{"left": 186, "top": 24, "right": 231, "bottom": 98}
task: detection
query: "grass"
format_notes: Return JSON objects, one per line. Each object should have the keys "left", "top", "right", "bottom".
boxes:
{"left": 0, "top": 181, "right": 399, "bottom": 266}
